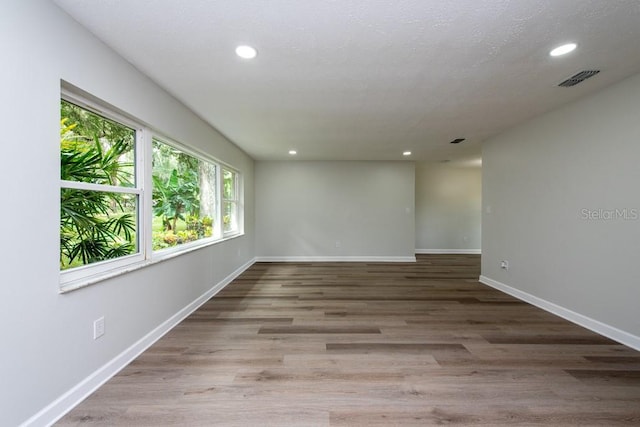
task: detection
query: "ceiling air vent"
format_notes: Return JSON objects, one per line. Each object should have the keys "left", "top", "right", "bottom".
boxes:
{"left": 450, "top": 138, "right": 466, "bottom": 144}
{"left": 558, "top": 70, "right": 600, "bottom": 87}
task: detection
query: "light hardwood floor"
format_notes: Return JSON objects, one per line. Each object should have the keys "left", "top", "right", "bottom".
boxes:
{"left": 58, "top": 255, "right": 640, "bottom": 426}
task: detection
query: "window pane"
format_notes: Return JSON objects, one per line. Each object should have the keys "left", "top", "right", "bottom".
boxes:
{"left": 222, "top": 169, "right": 239, "bottom": 234}
{"left": 60, "top": 189, "right": 138, "bottom": 270}
{"left": 223, "top": 201, "right": 237, "bottom": 233}
{"left": 152, "top": 139, "right": 216, "bottom": 251}
{"left": 61, "top": 100, "right": 135, "bottom": 187}
{"left": 223, "top": 169, "right": 235, "bottom": 199}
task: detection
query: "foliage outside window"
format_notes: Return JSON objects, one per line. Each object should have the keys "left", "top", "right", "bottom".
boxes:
{"left": 60, "top": 92, "right": 243, "bottom": 290}
{"left": 60, "top": 99, "right": 140, "bottom": 271}
{"left": 152, "top": 139, "right": 217, "bottom": 250}
{"left": 223, "top": 169, "right": 239, "bottom": 233}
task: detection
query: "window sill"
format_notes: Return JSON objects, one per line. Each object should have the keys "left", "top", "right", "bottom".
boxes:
{"left": 59, "top": 232, "right": 245, "bottom": 294}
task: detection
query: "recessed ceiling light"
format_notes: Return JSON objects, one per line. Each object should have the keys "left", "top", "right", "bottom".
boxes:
{"left": 403, "top": 151, "right": 412, "bottom": 156}
{"left": 288, "top": 150, "right": 297, "bottom": 155}
{"left": 236, "top": 45, "right": 257, "bottom": 59}
{"left": 550, "top": 43, "right": 577, "bottom": 57}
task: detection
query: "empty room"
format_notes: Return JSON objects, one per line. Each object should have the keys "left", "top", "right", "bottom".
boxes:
{"left": 2, "top": 1, "right": 640, "bottom": 426}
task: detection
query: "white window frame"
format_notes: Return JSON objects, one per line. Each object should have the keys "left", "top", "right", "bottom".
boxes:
{"left": 150, "top": 136, "right": 222, "bottom": 259}
{"left": 222, "top": 167, "right": 241, "bottom": 236}
{"left": 60, "top": 91, "right": 148, "bottom": 290}
{"left": 59, "top": 88, "right": 245, "bottom": 293}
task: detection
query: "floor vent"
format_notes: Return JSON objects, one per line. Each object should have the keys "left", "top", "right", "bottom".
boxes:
{"left": 558, "top": 70, "right": 600, "bottom": 87}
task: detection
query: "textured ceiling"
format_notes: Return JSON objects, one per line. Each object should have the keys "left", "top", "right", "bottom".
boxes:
{"left": 53, "top": 0, "right": 640, "bottom": 162}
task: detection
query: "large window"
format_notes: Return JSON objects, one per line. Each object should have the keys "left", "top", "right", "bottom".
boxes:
{"left": 152, "top": 139, "right": 218, "bottom": 250}
{"left": 60, "top": 93, "right": 242, "bottom": 291}
{"left": 60, "top": 99, "right": 143, "bottom": 279}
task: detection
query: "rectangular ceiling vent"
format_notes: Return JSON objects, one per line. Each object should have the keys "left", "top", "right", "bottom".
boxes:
{"left": 558, "top": 70, "right": 600, "bottom": 87}
{"left": 450, "top": 138, "right": 466, "bottom": 144}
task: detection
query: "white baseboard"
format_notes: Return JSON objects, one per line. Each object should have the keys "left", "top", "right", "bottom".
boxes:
{"left": 24, "top": 258, "right": 256, "bottom": 427}
{"left": 479, "top": 275, "right": 640, "bottom": 351}
{"left": 415, "top": 249, "right": 481, "bottom": 254}
{"left": 255, "top": 256, "right": 416, "bottom": 263}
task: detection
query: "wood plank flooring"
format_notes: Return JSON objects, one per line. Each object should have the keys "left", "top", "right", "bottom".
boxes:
{"left": 57, "top": 255, "right": 640, "bottom": 426}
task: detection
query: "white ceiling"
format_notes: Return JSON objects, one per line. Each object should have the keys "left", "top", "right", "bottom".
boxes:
{"left": 53, "top": 0, "right": 640, "bottom": 162}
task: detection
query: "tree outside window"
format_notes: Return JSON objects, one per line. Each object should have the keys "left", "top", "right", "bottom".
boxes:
{"left": 223, "top": 169, "right": 239, "bottom": 233}
{"left": 151, "top": 139, "right": 217, "bottom": 250}
{"left": 60, "top": 100, "right": 139, "bottom": 270}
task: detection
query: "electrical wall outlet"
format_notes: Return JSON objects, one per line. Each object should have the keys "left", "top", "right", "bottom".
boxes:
{"left": 335, "top": 240, "right": 341, "bottom": 248}
{"left": 500, "top": 260, "right": 509, "bottom": 271}
{"left": 93, "top": 317, "right": 105, "bottom": 340}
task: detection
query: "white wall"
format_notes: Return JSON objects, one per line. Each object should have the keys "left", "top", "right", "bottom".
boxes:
{"left": 415, "top": 162, "right": 481, "bottom": 252}
{"left": 255, "top": 161, "right": 415, "bottom": 260}
{"left": 482, "top": 71, "right": 640, "bottom": 347}
{"left": 0, "top": 2, "right": 254, "bottom": 426}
